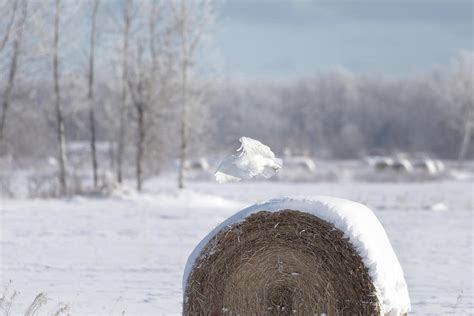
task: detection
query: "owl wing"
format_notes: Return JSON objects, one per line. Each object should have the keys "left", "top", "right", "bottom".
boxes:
{"left": 215, "top": 137, "right": 282, "bottom": 183}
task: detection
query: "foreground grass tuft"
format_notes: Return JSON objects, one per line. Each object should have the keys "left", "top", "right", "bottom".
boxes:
{"left": 1, "top": 283, "right": 70, "bottom": 316}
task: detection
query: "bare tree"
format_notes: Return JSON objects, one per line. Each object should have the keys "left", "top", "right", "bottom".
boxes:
{"left": 0, "top": 0, "right": 27, "bottom": 143}
{"left": 116, "top": 0, "right": 131, "bottom": 184}
{"left": 458, "top": 102, "right": 473, "bottom": 163}
{"left": 448, "top": 52, "right": 474, "bottom": 164}
{"left": 146, "top": 0, "right": 177, "bottom": 173}
{"left": 87, "top": 0, "right": 100, "bottom": 188}
{"left": 119, "top": 0, "right": 176, "bottom": 191}
{"left": 127, "top": 42, "right": 147, "bottom": 191}
{"left": 53, "top": 0, "right": 68, "bottom": 195}
{"left": 171, "top": 0, "right": 212, "bottom": 189}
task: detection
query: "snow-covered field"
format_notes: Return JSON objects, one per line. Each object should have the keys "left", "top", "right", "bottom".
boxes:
{"left": 1, "top": 179, "right": 473, "bottom": 315}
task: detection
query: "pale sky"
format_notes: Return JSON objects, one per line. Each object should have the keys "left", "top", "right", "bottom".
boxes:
{"left": 212, "top": 0, "right": 473, "bottom": 77}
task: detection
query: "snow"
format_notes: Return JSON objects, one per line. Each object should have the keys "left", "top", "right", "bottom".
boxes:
{"left": 215, "top": 137, "right": 282, "bottom": 183}
{"left": 183, "top": 196, "right": 410, "bottom": 315}
{"left": 429, "top": 202, "right": 448, "bottom": 212}
{"left": 0, "top": 179, "right": 472, "bottom": 315}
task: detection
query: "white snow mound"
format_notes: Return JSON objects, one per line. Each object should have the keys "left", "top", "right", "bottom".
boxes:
{"left": 215, "top": 137, "right": 282, "bottom": 183}
{"left": 183, "top": 196, "right": 410, "bottom": 315}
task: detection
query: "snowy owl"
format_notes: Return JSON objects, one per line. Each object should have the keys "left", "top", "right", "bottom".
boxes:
{"left": 215, "top": 137, "right": 282, "bottom": 183}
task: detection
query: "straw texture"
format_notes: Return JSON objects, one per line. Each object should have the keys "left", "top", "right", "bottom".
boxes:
{"left": 184, "top": 209, "right": 379, "bottom": 315}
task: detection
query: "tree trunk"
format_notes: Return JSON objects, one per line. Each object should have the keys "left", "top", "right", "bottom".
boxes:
{"left": 136, "top": 104, "right": 144, "bottom": 191}
{"left": 178, "top": 0, "right": 188, "bottom": 189}
{"left": 458, "top": 105, "right": 473, "bottom": 164}
{"left": 178, "top": 61, "right": 188, "bottom": 189}
{"left": 53, "top": 0, "right": 67, "bottom": 196}
{"left": 88, "top": 0, "right": 99, "bottom": 188}
{"left": 117, "top": 0, "right": 131, "bottom": 184}
{"left": 0, "top": 38, "right": 19, "bottom": 143}
{"left": 0, "top": 0, "right": 27, "bottom": 144}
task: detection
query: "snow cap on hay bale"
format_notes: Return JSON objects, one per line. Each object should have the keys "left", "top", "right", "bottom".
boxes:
{"left": 183, "top": 196, "right": 410, "bottom": 315}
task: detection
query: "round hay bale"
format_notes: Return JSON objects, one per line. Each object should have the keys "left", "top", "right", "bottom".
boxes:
{"left": 183, "top": 197, "right": 410, "bottom": 315}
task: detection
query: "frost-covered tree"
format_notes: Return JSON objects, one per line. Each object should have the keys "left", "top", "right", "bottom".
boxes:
{"left": 87, "top": 0, "right": 100, "bottom": 188}
{"left": 446, "top": 52, "right": 474, "bottom": 163}
{"left": 171, "top": 0, "right": 213, "bottom": 189}
{"left": 52, "top": 0, "right": 68, "bottom": 195}
{"left": 121, "top": 0, "right": 178, "bottom": 191}
{"left": 116, "top": 0, "right": 132, "bottom": 184}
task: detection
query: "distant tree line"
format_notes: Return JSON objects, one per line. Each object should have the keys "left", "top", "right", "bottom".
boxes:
{"left": 206, "top": 53, "right": 473, "bottom": 160}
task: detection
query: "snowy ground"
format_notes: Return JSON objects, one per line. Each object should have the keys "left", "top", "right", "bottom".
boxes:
{"left": 0, "top": 179, "right": 473, "bottom": 315}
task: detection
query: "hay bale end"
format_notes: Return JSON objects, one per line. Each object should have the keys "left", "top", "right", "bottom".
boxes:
{"left": 183, "top": 196, "right": 410, "bottom": 315}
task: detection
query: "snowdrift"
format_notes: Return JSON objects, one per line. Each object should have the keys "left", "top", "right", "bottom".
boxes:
{"left": 183, "top": 196, "right": 410, "bottom": 315}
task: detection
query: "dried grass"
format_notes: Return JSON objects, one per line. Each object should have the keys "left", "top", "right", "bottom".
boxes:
{"left": 184, "top": 210, "right": 379, "bottom": 315}
{"left": 0, "top": 282, "right": 17, "bottom": 316}
{"left": 51, "top": 303, "right": 70, "bottom": 316}
{"left": 0, "top": 284, "right": 70, "bottom": 316}
{"left": 24, "top": 293, "right": 47, "bottom": 316}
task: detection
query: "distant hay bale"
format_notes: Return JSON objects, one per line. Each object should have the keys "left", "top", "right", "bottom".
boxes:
{"left": 392, "top": 159, "right": 414, "bottom": 173}
{"left": 184, "top": 210, "right": 378, "bottom": 314}
{"left": 373, "top": 157, "right": 394, "bottom": 172}
{"left": 183, "top": 197, "right": 410, "bottom": 315}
